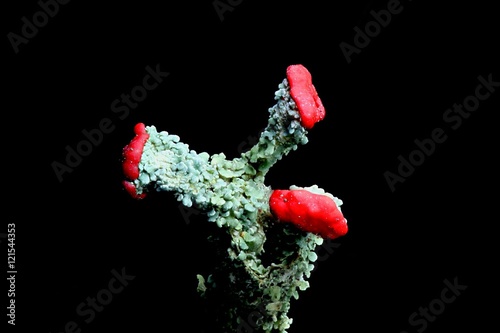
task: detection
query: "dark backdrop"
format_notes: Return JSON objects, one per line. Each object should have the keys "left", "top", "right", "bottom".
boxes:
{"left": 4, "top": 1, "right": 498, "bottom": 332}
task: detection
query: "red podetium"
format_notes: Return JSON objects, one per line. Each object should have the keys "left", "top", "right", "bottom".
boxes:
{"left": 122, "top": 122, "right": 149, "bottom": 180}
{"left": 122, "top": 180, "right": 146, "bottom": 199}
{"left": 121, "top": 122, "right": 149, "bottom": 199}
{"left": 286, "top": 64, "right": 326, "bottom": 129}
{"left": 269, "top": 189, "right": 348, "bottom": 239}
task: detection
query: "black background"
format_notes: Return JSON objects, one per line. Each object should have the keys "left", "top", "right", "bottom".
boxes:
{"left": 3, "top": 0, "right": 498, "bottom": 332}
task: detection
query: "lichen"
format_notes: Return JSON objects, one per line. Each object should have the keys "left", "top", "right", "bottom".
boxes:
{"left": 120, "top": 65, "right": 347, "bottom": 332}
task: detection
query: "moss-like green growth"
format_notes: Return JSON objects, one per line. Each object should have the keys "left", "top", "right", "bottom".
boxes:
{"left": 129, "top": 77, "right": 343, "bottom": 332}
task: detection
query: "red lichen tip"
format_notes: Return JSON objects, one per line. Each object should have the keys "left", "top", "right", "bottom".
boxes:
{"left": 286, "top": 64, "right": 326, "bottom": 129}
{"left": 122, "top": 123, "right": 149, "bottom": 199}
{"left": 122, "top": 123, "right": 149, "bottom": 181}
{"left": 122, "top": 180, "right": 147, "bottom": 200}
{"left": 269, "top": 188, "right": 348, "bottom": 239}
